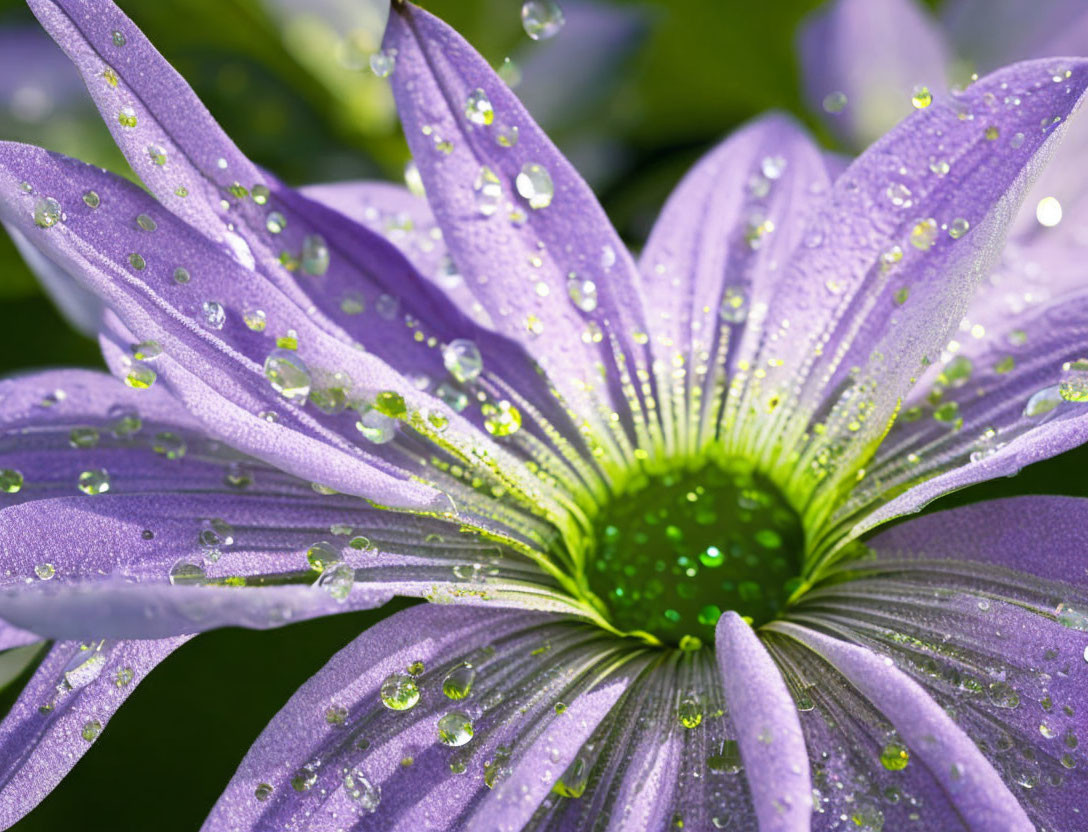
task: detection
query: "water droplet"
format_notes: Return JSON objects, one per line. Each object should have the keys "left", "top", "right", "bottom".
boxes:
{"left": 370, "top": 48, "right": 396, "bottom": 78}
{"left": 0, "top": 469, "right": 24, "bottom": 494}
{"left": 252, "top": 184, "right": 270, "bottom": 205}
{"left": 343, "top": 768, "right": 381, "bottom": 810}
{"left": 152, "top": 432, "right": 187, "bottom": 459}
{"left": 77, "top": 468, "right": 110, "bottom": 495}
{"left": 111, "top": 30, "right": 126, "bottom": 46}
{"left": 81, "top": 719, "right": 103, "bottom": 742}
{"left": 984, "top": 125, "right": 999, "bottom": 141}
{"left": 118, "top": 106, "right": 137, "bottom": 128}
{"left": 719, "top": 286, "right": 748, "bottom": 324}
{"left": 909, "top": 218, "right": 938, "bottom": 250}
{"left": 1024, "top": 385, "right": 1062, "bottom": 419}
{"left": 147, "top": 144, "right": 167, "bottom": 166}
{"left": 349, "top": 535, "right": 372, "bottom": 552}
{"left": 314, "top": 561, "right": 354, "bottom": 602}
{"left": 201, "top": 300, "right": 226, "bottom": 330}
{"left": 254, "top": 783, "right": 273, "bottom": 802}
{"left": 948, "top": 217, "right": 970, "bottom": 239}
{"left": 482, "top": 400, "right": 521, "bottom": 436}
{"left": 760, "top": 155, "right": 787, "bottom": 180}
{"left": 677, "top": 695, "right": 703, "bottom": 729}
{"left": 339, "top": 292, "right": 365, "bottom": 315}
{"left": 300, "top": 234, "right": 329, "bottom": 276}
{"left": 375, "top": 293, "right": 400, "bottom": 320}
{"left": 885, "top": 183, "right": 912, "bottom": 208}
{"left": 911, "top": 85, "right": 932, "bottom": 109}
{"left": 264, "top": 348, "right": 311, "bottom": 400}
{"left": 496, "top": 124, "right": 520, "bottom": 147}
{"left": 291, "top": 767, "right": 317, "bottom": 792}
{"left": 515, "top": 162, "right": 554, "bottom": 209}
{"left": 880, "top": 741, "right": 910, "bottom": 770}
{"left": 243, "top": 309, "right": 267, "bottom": 331}
{"left": 266, "top": 211, "right": 286, "bottom": 234}
{"left": 437, "top": 711, "right": 474, "bottom": 746}
{"left": 66, "top": 426, "right": 99, "bottom": 449}
{"left": 380, "top": 673, "right": 420, "bottom": 710}
{"left": 822, "top": 90, "right": 847, "bottom": 114}
{"left": 128, "top": 252, "right": 146, "bottom": 270}
{"left": 987, "top": 681, "right": 1020, "bottom": 709}
{"left": 125, "top": 363, "right": 156, "bottom": 389}
{"left": 168, "top": 559, "right": 206, "bottom": 585}
{"left": 464, "top": 88, "right": 494, "bottom": 125}
{"left": 442, "top": 663, "right": 477, "bottom": 699}
{"left": 928, "top": 158, "right": 950, "bottom": 176}
{"left": 355, "top": 405, "right": 396, "bottom": 444}
{"left": 1036, "top": 196, "right": 1063, "bottom": 227}
{"left": 34, "top": 562, "right": 55, "bottom": 580}
{"left": 82, "top": 190, "right": 101, "bottom": 209}
{"left": 64, "top": 644, "right": 107, "bottom": 688}
{"left": 199, "top": 518, "right": 234, "bottom": 550}
{"left": 442, "top": 339, "right": 483, "bottom": 383}
{"left": 1059, "top": 358, "right": 1088, "bottom": 402}
{"left": 473, "top": 166, "right": 502, "bottom": 216}
{"left": 172, "top": 266, "right": 190, "bottom": 284}
{"left": 132, "top": 340, "right": 162, "bottom": 361}
{"left": 33, "top": 196, "right": 62, "bottom": 228}
{"left": 306, "top": 541, "right": 340, "bottom": 572}
{"left": 566, "top": 274, "right": 598, "bottom": 312}
{"left": 521, "top": 0, "right": 565, "bottom": 40}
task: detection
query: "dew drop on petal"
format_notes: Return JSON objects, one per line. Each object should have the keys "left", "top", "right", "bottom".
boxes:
{"left": 82, "top": 190, "right": 100, "bottom": 209}
{"left": 314, "top": 561, "right": 354, "bottom": 602}
{"left": 1059, "top": 358, "right": 1088, "bottom": 403}
{"left": 473, "top": 166, "right": 503, "bottom": 216}
{"left": 380, "top": 673, "right": 420, "bottom": 710}
{"left": 719, "top": 286, "right": 748, "bottom": 324}
{"left": 910, "top": 85, "right": 932, "bottom": 109}
{"left": 118, "top": 106, "right": 137, "bottom": 128}
{"left": 34, "top": 562, "right": 55, "bottom": 580}
{"left": 370, "top": 47, "right": 396, "bottom": 77}
{"left": 77, "top": 468, "right": 110, "bottom": 495}
{"left": 515, "top": 162, "right": 554, "bottom": 209}
{"left": 482, "top": 400, "right": 521, "bottom": 436}
{"left": 343, "top": 768, "right": 381, "bottom": 811}
{"left": 442, "top": 663, "right": 477, "bottom": 700}
{"left": 33, "top": 197, "right": 62, "bottom": 228}
{"left": 264, "top": 348, "right": 311, "bottom": 400}
{"left": 567, "top": 274, "right": 598, "bottom": 312}
{"left": 464, "top": 88, "right": 494, "bottom": 125}
{"left": 0, "top": 469, "right": 24, "bottom": 494}
{"left": 168, "top": 559, "right": 206, "bottom": 585}
{"left": 437, "top": 711, "right": 474, "bottom": 746}
{"left": 1024, "top": 385, "right": 1063, "bottom": 419}
{"left": 202, "top": 300, "right": 226, "bottom": 330}
{"left": 909, "top": 218, "right": 938, "bottom": 250}
{"left": 300, "top": 234, "right": 330, "bottom": 276}
{"left": 442, "top": 339, "right": 483, "bottom": 383}
{"left": 948, "top": 217, "right": 970, "bottom": 239}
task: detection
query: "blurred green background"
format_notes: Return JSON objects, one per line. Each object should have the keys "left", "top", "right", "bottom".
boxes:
{"left": 0, "top": 0, "right": 1084, "bottom": 829}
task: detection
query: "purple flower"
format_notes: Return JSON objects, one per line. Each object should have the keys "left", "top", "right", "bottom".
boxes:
{"left": 1, "top": 1, "right": 1088, "bottom": 829}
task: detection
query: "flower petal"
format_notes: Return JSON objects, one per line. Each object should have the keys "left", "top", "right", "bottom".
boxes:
{"left": 383, "top": 3, "right": 659, "bottom": 461}
{"left": 781, "top": 500, "right": 1088, "bottom": 829}
{"left": 0, "top": 368, "right": 584, "bottom": 640}
{"left": 637, "top": 114, "right": 830, "bottom": 458}
{"left": 836, "top": 293, "right": 1088, "bottom": 540}
{"left": 798, "top": 0, "right": 951, "bottom": 147}
{"left": 0, "top": 636, "right": 186, "bottom": 828}
{"left": 716, "top": 612, "right": 811, "bottom": 832}
{"left": 4, "top": 222, "right": 103, "bottom": 335}
{"left": 771, "top": 621, "right": 1033, "bottom": 830}
{"left": 201, "top": 605, "right": 639, "bottom": 831}
{"left": 743, "top": 57, "right": 1088, "bottom": 532}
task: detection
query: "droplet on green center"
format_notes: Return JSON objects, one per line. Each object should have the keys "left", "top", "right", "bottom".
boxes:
{"left": 585, "top": 462, "right": 803, "bottom": 645}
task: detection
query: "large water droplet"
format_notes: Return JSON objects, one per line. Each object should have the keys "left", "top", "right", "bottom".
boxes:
{"left": 1059, "top": 358, "right": 1088, "bottom": 402}
{"left": 33, "top": 197, "right": 62, "bottom": 228}
{"left": 343, "top": 768, "right": 381, "bottom": 810}
{"left": 264, "top": 348, "right": 312, "bottom": 400}
{"left": 380, "top": 673, "right": 420, "bottom": 710}
{"left": 437, "top": 711, "right": 474, "bottom": 746}
{"left": 442, "top": 663, "right": 477, "bottom": 699}
{"left": 464, "top": 88, "right": 494, "bottom": 125}
{"left": 515, "top": 162, "right": 554, "bottom": 209}
{"left": 77, "top": 468, "right": 110, "bottom": 495}
{"left": 442, "top": 339, "right": 483, "bottom": 384}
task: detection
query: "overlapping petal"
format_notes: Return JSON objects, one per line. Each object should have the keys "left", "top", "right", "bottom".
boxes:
{"left": 742, "top": 57, "right": 1088, "bottom": 533}
{"left": 637, "top": 114, "right": 830, "bottom": 460}
{"left": 202, "top": 605, "right": 646, "bottom": 831}
{"left": 383, "top": 4, "right": 661, "bottom": 467}
{"left": 0, "top": 636, "right": 186, "bottom": 828}
{"left": 799, "top": 0, "right": 951, "bottom": 146}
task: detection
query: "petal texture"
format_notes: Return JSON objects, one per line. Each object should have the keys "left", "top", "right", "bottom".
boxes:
{"left": 716, "top": 612, "right": 811, "bottom": 831}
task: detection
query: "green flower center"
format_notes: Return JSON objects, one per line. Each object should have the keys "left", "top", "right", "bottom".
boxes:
{"left": 584, "top": 462, "right": 804, "bottom": 646}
